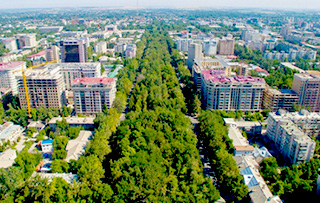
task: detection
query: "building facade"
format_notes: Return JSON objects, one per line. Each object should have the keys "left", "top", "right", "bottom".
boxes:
{"left": 0, "top": 61, "right": 26, "bottom": 95}
{"left": 46, "top": 63, "right": 101, "bottom": 90}
{"left": 292, "top": 71, "right": 320, "bottom": 112}
{"left": 263, "top": 88, "right": 299, "bottom": 111}
{"left": 218, "top": 38, "right": 235, "bottom": 55}
{"left": 45, "top": 45, "right": 60, "bottom": 62}
{"left": 187, "top": 43, "right": 202, "bottom": 70}
{"left": 72, "top": 77, "right": 116, "bottom": 114}
{"left": 17, "top": 66, "right": 66, "bottom": 109}
{"left": 60, "top": 39, "right": 87, "bottom": 63}
{"left": 201, "top": 70, "right": 265, "bottom": 111}
{"left": 266, "top": 115, "right": 315, "bottom": 164}
{"left": 94, "top": 41, "right": 107, "bottom": 53}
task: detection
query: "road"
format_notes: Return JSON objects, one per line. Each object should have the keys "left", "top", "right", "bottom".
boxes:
{"left": 186, "top": 115, "right": 219, "bottom": 187}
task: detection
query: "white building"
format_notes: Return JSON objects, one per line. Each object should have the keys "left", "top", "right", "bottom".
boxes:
{"left": 203, "top": 40, "right": 217, "bottom": 56}
{"left": 45, "top": 45, "right": 60, "bottom": 62}
{"left": 0, "top": 149, "right": 17, "bottom": 168}
{"left": 267, "top": 111, "right": 316, "bottom": 164}
{"left": 38, "top": 26, "right": 63, "bottom": 33}
{"left": 114, "top": 43, "right": 127, "bottom": 54}
{"left": 0, "top": 122, "right": 23, "bottom": 144}
{"left": 2, "top": 38, "right": 17, "bottom": 51}
{"left": 16, "top": 33, "right": 37, "bottom": 49}
{"left": 0, "top": 61, "right": 26, "bottom": 95}
{"left": 41, "top": 140, "right": 54, "bottom": 153}
{"left": 72, "top": 77, "right": 116, "bottom": 114}
{"left": 176, "top": 38, "right": 192, "bottom": 52}
{"left": 94, "top": 41, "right": 107, "bottom": 53}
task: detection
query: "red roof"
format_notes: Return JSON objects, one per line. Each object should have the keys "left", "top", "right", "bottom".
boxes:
{"left": 0, "top": 61, "right": 25, "bottom": 70}
{"left": 227, "top": 55, "right": 237, "bottom": 59}
{"left": 72, "top": 77, "right": 114, "bottom": 84}
{"left": 27, "top": 50, "right": 46, "bottom": 59}
{"left": 254, "top": 67, "right": 269, "bottom": 74}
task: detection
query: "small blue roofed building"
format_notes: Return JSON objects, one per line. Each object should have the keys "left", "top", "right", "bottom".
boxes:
{"left": 41, "top": 140, "right": 54, "bottom": 153}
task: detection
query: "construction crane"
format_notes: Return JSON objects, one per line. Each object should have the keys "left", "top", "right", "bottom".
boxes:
{"left": 13, "top": 60, "right": 57, "bottom": 118}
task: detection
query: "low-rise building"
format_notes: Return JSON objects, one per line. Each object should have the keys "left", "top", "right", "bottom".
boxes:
{"left": 32, "top": 172, "right": 78, "bottom": 184}
{"left": 234, "top": 156, "right": 282, "bottom": 203}
{"left": 0, "top": 122, "right": 23, "bottom": 144}
{"left": 0, "top": 149, "right": 17, "bottom": 168}
{"left": 48, "top": 117, "right": 95, "bottom": 131}
{"left": 41, "top": 140, "right": 54, "bottom": 153}
{"left": 224, "top": 118, "right": 255, "bottom": 156}
{"left": 65, "top": 130, "right": 92, "bottom": 162}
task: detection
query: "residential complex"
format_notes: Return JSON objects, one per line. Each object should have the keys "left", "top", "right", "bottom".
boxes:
{"left": 176, "top": 38, "right": 192, "bottom": 52}
{"left": 46, "top": 63, "right": 101, "bottom": 90}
{"left": 203, "top": 39, "right": 218, "bottom": 56}
{"left": 16, "top": 33, "right": 37, "bottom": 49}
{"left": 292, "top": 71, "right": 320, "bottom": 112}
{"left": 60, "top": 38, "right": 87, "bottom": 63}
{"left": 45, "top": 45, "right": 60, "bottom": 62}
{"left": 0, "top": 61, "right": 26, "bottom": 95}
{"left": 267, "top": 114, "right": 315, "bottom": 164}
{"left": 201, "top": 70, "right": 266, "bottom": 111}
{"left": 263, "top": 88, "right": 299, "bottom": 111}
{"left": 17, "top": 66, "right": 66, "bottom": 109}
{"left": 72, "top": 77, "right": 116, "bottom": 114}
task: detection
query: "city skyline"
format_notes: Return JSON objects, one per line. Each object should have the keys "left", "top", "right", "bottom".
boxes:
{"left": 1, "top": 0, "right": 320, "bottom": 10}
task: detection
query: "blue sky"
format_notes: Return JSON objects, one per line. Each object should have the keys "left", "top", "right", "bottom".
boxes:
{"left": 1, "top": 0, "right": 320, "bottom": 10}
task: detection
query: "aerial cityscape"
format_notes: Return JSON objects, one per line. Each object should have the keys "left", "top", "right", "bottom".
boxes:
{"left": 1, "top": 3, "right": 320, "bottom": 203}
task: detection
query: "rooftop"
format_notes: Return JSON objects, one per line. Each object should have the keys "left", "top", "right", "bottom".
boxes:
{"left": 32, "top": 172, "right": 78, "bottom": 184}
{"left": 307, "top": 70, "right": 320, "bottom": 79}
{"left": 203, "top": 70, "right": 265, "bottom": 84}
{"left": 41, "top": 140, "right": 53, "bottom": 145}
{"left": 65, "top": 130, "right": 92, "bottom": 162}
{"left": 0, "top": 61, "right": 25, "bottom": 71}
{"left": 48, "top": 117, "right": 95, "bottom": 125}
{"left": 26, "top": 50, "right": 46, "bottom": 59}
{"left": 0, "top": 122, "right": 23, "bottom": 140}
{"left": 72, "top": 77, "right": 114, "bottom": 84}
{"left": 281, "top": 62, "right": 305, "bottom": 73}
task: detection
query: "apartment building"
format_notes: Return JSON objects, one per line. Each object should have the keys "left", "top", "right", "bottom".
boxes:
{"left": 192, "top": 56, "right": 231, "bottom": 89}
{"left": 187, "top": 43, "right": 202, "bottom": 70}
{"left": 94, "top": 41, "right": 107, "bottom": 53}
{"left": 292, "top": 71, "right": 320, "bottom": 112}
{"left": 72, "top": 77, "right": 116, "bottom": 114}
{"left": 46, "top": 63, "right": 101, "bottom": 90}
{"left": 266, "top": 115, "right": 315, "bottom": 164}
{"left": 201, "top": 70, "right": 265, "bottom": 111}
{"left": 0, "top": 61, "right": 26, "bottom": 95}
{"left": 17, "top": 66, "right": 66, "bottom": 109}
{"left": 218, "top": 38, "right": 235, "bottom": 55}
{"left": 263, "top": 88, "right": 299, "bottom": 111}
{"left": 45, "top": 45, "right": 60, "bottom": 62}
{"left": 16, "top": 33, "right": 37, "bottom": 49}
{"left": 176, "top": 38, "right": 192, "bottom": 52}
{"left": 124, "top": 44, "right": 137, "bottom": 58}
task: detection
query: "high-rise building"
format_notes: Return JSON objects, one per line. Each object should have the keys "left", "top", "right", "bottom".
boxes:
{"left": 124, "top": 44, "right": 137, "bottom": 58}
{"left": 201, "top": 70, "right": 265, "bottom": 111}
{"left": 218, "top": 38, "right": 235, "bottom": 55}
{"left": 0, "top": 61, "right": 26, "bottom": 95}
{"left": 203, "top": 40, "right": 217, "bottom": 56}
{"left": 72, "top": 77, "right": 116, "bottom": 114}
{"left": 60, "top": 39, "right": 87, "bottom": 63}
{"left": 263, "top": 88, "right": 299, "bottom": 112}
{"left": 46, "top": 63, "right": 101, "bottom": 90}
{"left": 17, "top": 66, "right": 66, "bottom": 109}
{"left": 16, "top": 34, "right": 37, "bottom": 49}
{"left": 267, "top": 113, "right": 315, "bottom": 164}
{"left": 45, "top": 45, "right": 60, "bottom": 62}
{"left": 187, "top": 43, "right": 202, "bottom": 70}
{"left": 176, "top": 38, "right": 192, "bottom": 52}
{"left": 267, "top": 109, "right": 320, "bottom": 137}
{"left": 114, "top": 43, "right": 127, "bottom": 54}
{"left": 192, "top": 57, "right": 231, "bottom": 90}
{"left": 94, "top": 41, "right": 107, "bottom": 53}
{"left": 291, "top": 71, "right": 320, "bottom": 112}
